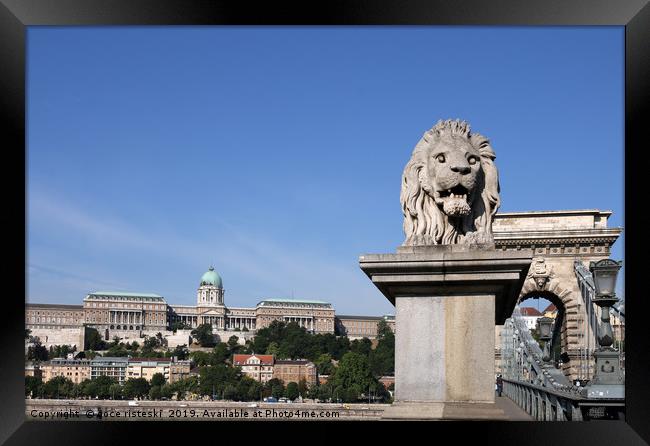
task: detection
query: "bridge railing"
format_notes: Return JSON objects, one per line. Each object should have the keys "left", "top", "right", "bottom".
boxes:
{"left": 502, "top": 378, "right": 625, "bottom": 421}
{"left": 502, "top": 307, "right": 573, "bottom": 389}
{"left": 502, "top": 378, "right": 583, "bottom": 421}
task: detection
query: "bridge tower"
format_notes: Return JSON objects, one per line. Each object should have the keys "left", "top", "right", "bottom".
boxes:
{"left": 493, "top": 209, "right": 622, "bottom": 382}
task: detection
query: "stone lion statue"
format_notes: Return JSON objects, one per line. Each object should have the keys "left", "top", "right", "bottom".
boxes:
{"left": 400, "top": 119, "right": 500, "bottom": 245}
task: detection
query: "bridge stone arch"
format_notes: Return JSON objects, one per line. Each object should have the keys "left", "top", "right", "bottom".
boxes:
{"left": 518, "top": 266, "right": 574, "bottom": 370}
{"left": 493, "top": 209, "right": 622, "bottom": 382}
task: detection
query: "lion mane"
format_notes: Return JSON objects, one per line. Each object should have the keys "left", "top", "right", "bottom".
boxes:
{"left": 400, "top": 119, "right": 500, "bottom": 246}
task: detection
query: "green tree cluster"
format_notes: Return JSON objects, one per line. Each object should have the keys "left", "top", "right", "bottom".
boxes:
{"left": 247, "top": 320, "right": 351, "bottom": 361}
{"left": 26, "top": 342, "right": 49, "bottom": 362}
{"left": 84, "top": 327, "right": 107, "bottom": 351}
{"left": 171, "top": 320, "right": 191, "bottom": 332}
{"left": 368, "top": 320, "right": 395, "bottom": 376}
{"left": 48, "top": 344, "right": 76, "bottom": 359}
{"left": 191, "top": 324, "right": 216, "bottom": 347}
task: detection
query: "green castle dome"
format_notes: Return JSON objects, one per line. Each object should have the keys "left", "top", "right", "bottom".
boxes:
{"left": 200, "top": 266, "right": 223, "bottom": 288}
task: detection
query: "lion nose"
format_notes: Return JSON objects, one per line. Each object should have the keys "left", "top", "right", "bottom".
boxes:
{"left": 450, "top": 164, "right": 471, "bottom": 174}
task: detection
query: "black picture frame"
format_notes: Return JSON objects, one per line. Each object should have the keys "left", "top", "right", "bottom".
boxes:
{"left": 1, "top": 0, "right": 647, "bottom": 444}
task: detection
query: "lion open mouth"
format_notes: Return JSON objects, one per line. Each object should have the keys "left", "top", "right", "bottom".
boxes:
{"left": 436, "top": 185, "right": 472, "bottom": 217}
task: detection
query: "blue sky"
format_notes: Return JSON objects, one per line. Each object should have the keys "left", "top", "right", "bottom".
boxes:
{"left": 27, "top": 27, "right": 624, "bottom": 315}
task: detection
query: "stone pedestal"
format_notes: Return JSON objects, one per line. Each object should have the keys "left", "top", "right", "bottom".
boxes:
{"left": 583, "top": 349, "right": 625, "bottom": 399}
{"left": 360, "top": 244, "right": 532, "bottom": 420}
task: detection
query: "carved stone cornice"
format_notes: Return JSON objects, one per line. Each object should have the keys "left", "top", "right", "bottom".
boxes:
{"left": 494, "top": 228, "right": 622, "bottom": 244}
{"left": 493, "top": 228, "right": 622, "bottom": 256}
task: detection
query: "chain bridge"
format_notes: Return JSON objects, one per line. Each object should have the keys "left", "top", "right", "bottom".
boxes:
{"left": 492, "top": 209, "right": 624, "bottom": 421}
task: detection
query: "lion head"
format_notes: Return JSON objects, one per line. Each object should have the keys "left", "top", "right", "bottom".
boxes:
{"left": 400, "top": 119, "right": 500, "bottom": 245}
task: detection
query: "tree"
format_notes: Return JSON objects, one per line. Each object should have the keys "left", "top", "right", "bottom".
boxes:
{"left": 265, "top": 341, "right": 280, "bottom": 356}
{"left": 25, "top": 376, "right": 42, "bottom": 397}
{"left": 297, "top": 378, "right": 308, "bottom": 398}
{"left": 227, "top": 336, "right": 241, "bottom": 354}
{"left": 198, "top": 364, "right": 239, "bottom": 397}
{"left": 245, "top": 379, "right": 263, "bottom": 401}
{"left": 172, "top": 344, "right": 189, "bottom": 360}
{"left": 25, "top": 328, "right": 32, "bottom": 339}
{"left": 70, "top": 382, "right": 84, "bottom": 399}
{"left": 43, "top": 376, "right": 74, "bottom": 399}
{"left": 171, "top": 320, "right": 191, "bottom": 332}
{"left": 151, "top": 372, "right": 166, "bottom": 387}
{"left": 143, "top": 334, "right": 162, "bottom": 351}
{"left": 370, "top": 321, "right": 395, "bottom": 377}
{"left": 49, "top": 344, "right": 76, "bottom": 359}
{"left": 315, "top": 353, "right": 334, "bottom": 375}
{"left": 79, "top": 379, "right": 97, "bottom": 399}
{"left": 277, "top": 322, "right": 311, "bottom": 359}
{"left": 223, "top": 384, "right": 238, "bottom": 400}
{"left": 160, "top": 384, "right": 173, "bottom": 400}
{"left": 212, "top": 343, "right": 230, "bottom": 364}
{"left": 330, "top": 352, "right": 376, "bottom": 402}
{"left": 312, "top": 334, "right": 350, "bottom": 360}
{"left": 376, "top": 319, "right": 393, "bottom": 341}
{"left": 316, "top": 382, "right": 333, "bottom": 402}
{"left": 123, "top": 378, "right": 151, "bottom": 399}
{"left": 190, "top": 351, "right": 213, "bottom": 367}
{"left": 285, "top": 382, "right": 299, "bottom": 401}
{"left": 247, "top": 320, "right": 286, "bottom": 354}
{"left": 109, "top": 383, "right": 123, "bottom": 400}
{"left": 149, "top": 386, "right": 162, "bottom": 400}
{"left": 307, "top": 383, "right": 320, "bottom": 400}
{"left": 106, "top": 342, "right": 129, "bottom": 357}
{"left": 156, "top": 332, "right": 167, "bottom": 347}
{"left": 84, "top": 327, "right": 106, "bottom": 351}
{"left": 235, "top": 376, "right": 260, "bottom": 401}
{"left": 169, "top": 376, "right": 199, "bottom": 399}
{"left": 93, "top": 376, "right": 118, "bottom": 399}
{"left": 26, "top": 342, "right": 49, "bottom": 362}
{"left": 350, "top": 338, "right": 372, "bottom": 356}
{"left": 264, "top": 378, "right": 285, "bottom": 399}
{"left": 191, "top": 324, "right": 216, "bottom": 347}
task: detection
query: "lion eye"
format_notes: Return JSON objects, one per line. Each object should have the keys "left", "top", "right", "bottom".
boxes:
{"left": 468, "top": 156, "right": 478, "bottom": 165}
{"left": 436, "top": 154, "right": 445, "bottom": 163}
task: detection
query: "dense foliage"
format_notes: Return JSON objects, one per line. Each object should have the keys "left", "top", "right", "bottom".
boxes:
{"left": 26, "top": 319, "right": 395, "bottom": 403}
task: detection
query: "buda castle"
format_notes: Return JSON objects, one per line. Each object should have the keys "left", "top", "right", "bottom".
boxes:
{"left": 26, "top": 266, "right": 395, "bottom": 349}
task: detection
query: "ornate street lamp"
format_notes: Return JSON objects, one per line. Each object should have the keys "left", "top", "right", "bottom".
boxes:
{"left": 590, "top": 259, "right": 622, "bottom": 350}
{"left": 584, "top": 259, "right": 624, "bottom": 398}
{"left": 536, "top": 316, "right": 554, "bottom": 368}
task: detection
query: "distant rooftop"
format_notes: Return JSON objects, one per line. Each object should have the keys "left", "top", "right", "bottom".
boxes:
{"left": 336, "top": 314, "right": 394, "bottom": 321}
{"left": 543, "top": 303, "right": 557, "bottom": 313}
{"left": 86, "top": 292, "right": 166, "bottom": 302}
{"left": 91, "top": 356, "right": 129, "bottom": 363}
{"left": 128, "top": 357, "right": 171, "bottom": 363}
{"left": 519, "top": 307, "right": 543, "bottom": 317}
{"left": 89, "top": 291, "right": 163, "bottom": 298}
{"left": 257, "top": 298, "right": 330, "bottom": 305}
{"left": 275, "top": 359, "right": 313, "bottom": 365}
{"left": 495, "top": 209, "right": 612, "bottom": 217}
{"left": 26, "top": 303, "right": 83, "bottom": 310}
{"left": 233, "top": 354, "right": 274, "bottom": 365}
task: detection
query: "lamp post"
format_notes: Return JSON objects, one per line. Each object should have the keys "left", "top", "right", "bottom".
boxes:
{"left": 536, "top": 316, "right": 554, "bottom": 367}
{"left": 584, "top": 259, "right": 624, "bottom": 398}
